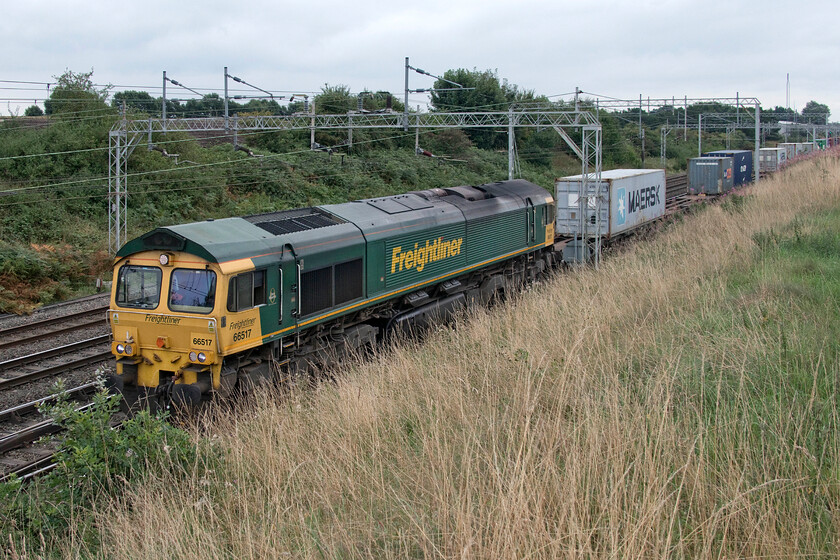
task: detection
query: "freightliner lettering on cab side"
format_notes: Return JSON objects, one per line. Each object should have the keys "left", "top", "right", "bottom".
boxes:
{"left": 390, "top": 237, "right": 464, "bottom": 274}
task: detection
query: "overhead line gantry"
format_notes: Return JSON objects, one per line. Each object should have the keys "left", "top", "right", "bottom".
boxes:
{"left": 108, "top": 107, "right": 604, "bottom": 263}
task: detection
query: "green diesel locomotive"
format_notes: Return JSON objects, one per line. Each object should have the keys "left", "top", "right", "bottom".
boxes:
{"left": 107, "top": 179, "right": 556, "bottom": 407}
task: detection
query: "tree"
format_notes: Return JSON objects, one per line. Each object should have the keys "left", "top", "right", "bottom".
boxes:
{"left": 801, "top": 100, "right": 829, "bottom": 123}
{"left": 112, "top": 90, "right": 159, "bottom": 116}
{"left": 429, "top": 68, "right": 508, "bottom": 113}
{"left": 24, "top": 105, "right": 44, "bottom": 116}
{"left": 44, "top": 69, "right": 112, "bottom": 119}
{"left": 429, "top": 69, "right": 511, "bottom": 149}
{"left": 765, "top": 106, "right": 796, "bottom": 123}
{"left": 315, "top": 84, "right": 354, "bottom": 115}
{"left": 184, "top": 93, "right": 224, "bottom": 117}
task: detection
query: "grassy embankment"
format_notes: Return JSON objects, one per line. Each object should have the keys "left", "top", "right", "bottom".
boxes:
{"left": 57, "top": 152, "right": 840, "bottom": 556}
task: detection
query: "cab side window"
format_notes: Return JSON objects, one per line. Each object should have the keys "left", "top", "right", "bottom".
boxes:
{"left": 227, "top": 270, "right": 266, "bottom": 312}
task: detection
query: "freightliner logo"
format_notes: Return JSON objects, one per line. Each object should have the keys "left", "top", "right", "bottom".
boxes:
{"left": 390, "top": 237, "right": 464, "bottom": 274}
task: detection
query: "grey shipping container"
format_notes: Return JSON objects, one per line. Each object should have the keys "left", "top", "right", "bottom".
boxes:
{"left": 702, "top": 150, "right": 753, "bottom": 186}
{"left": 779, "top": 143, "right": 797, "bottom": 160}
{"left": 759, "top": 148, "right": 786, "bottom": 172}
{"left": 689, "top": 157, "right": 734, "bottom": 195}
{"left": 554, "top": 169, "right": 666, "bottom": 239}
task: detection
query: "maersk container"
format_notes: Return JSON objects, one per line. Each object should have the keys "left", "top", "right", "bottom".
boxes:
{"left": 689, "top": 157, "right": 734, "bottom": 195}
{"left": 554, "top": 169, "right": 666, "bottom": 239}
{"left": 759, "top": 148, "right": 786, "bottom": 172}
{"left": 702, "top": 150, "right": 753, "bottom": 186}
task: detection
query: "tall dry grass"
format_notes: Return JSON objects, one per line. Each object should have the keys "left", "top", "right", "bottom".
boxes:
{"left": 84, "top": 153, "right": 840, "bottom": 558}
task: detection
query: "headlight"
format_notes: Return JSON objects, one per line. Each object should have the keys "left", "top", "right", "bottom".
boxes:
{"left": 116, "top": 343, "right": 125, "bottom": 354}
{"left": 189, "top": 351, "right": 198, "bottom": 362}
{"left": 124, "top": 344, "right": 133, "bottom": 355}
{"left": 197, "top": 352, "right": 206, "bottom": 363}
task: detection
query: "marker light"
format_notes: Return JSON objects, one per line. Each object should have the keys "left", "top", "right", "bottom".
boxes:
{"left": 124, "top": 344, "right": 133, "bottom": 355}
{"left": 197, "top": 352, "right": 207, "bottom": 363}
{"left": 189, "top": 351, "right": 198, "bottom": 362}
{"left": 116, "top": 343, "right": 125, "bottom": 354}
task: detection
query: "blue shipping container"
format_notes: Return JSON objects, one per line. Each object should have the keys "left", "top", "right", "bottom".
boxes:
{"left": 702, "top": 150, "right": 753, "bottom": 186}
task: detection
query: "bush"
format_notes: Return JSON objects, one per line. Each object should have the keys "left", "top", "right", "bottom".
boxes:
{"left": 0, "top": 385, "right": 199, "bottom": 553}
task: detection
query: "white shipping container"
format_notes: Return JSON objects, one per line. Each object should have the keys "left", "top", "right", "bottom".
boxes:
{"left": 555, "top": 169, "right": 666, "bottom": 239}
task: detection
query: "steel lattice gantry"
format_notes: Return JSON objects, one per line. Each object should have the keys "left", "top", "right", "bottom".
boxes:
{"left": 108, "top": 109, "right": 603, "bottom": 261}
{"left": 108, "top": 125, "right": 140, "bottom": 255}
{"left": 658, "top": 111, "right": 763, "bottom": 167}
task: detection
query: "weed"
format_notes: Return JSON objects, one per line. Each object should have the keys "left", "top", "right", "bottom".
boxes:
{"left": 0, "top": 385, "right": 199, "bottom": 555}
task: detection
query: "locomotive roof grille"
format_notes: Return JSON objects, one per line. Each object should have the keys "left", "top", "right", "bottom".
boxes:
{"left": 245, "top": 207, "right": 343, "bottom": 236}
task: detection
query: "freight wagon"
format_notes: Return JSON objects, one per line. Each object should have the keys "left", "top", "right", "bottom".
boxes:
{"left": 759, "top": 147, "right": 787, "bottom": 172}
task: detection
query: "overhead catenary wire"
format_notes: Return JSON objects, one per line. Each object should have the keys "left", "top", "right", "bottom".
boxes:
{"left": 0, "top": 116, "right": 327, "bottom": 163}
{"left": 0, "top": 108, "right": 631, "bottom": 200}
{"left": 3, "top": 98, "right": 529, "bottom": 167}
{"left": 0, "top": 78, "right": 318, "bottom": 101}
{"left": 0, "top": 126, "right": 452, "bottom": 206}
{"left": 1, "top": 98, "right": 778, "bottom": 204}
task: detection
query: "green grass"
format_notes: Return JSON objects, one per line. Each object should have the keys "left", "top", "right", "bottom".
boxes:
{"left": 666, "top": 205, "right": 840, "bottom": 552}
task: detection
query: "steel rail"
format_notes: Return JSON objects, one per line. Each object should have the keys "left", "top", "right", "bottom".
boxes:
{"left": 665, "top": 173, "right": 688, "bottom": 200}
{"left": 0, "top": 418, "right": 61, "bottom": 453}
{"left": 0, "top": 306, "right": 109, "bottom": 351}
{"left": 0, "top": 346, "right": 112, "bottom": 391}
{"left": 5, "top": 454, "right": 57, "bottom": 481}
{"left": 0, "top": 382, "right": 100, "bottom": 423}
{"left": 0, "top": 335, "right": 111, "bottom": 373}
{"left": 0, "top": 402, "right": 96, "bottom": 482}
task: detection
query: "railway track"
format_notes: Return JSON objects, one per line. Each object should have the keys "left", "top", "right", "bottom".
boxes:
{"left": 0, "top": 305, "right": 109, "bottom": 352}
{"left": 0, "top": 385, "right": 99, "bottom": 482}
{"left": 0, "top": 294, "right": 114, "bottom": 483}
{"left": 665, "top": 172, "right": 688, "bottom": 199}
{"left": 0, "top": 171, "right": 733, "bottom": 484}
{"left": 0, "top": 336, "right": 112, "bottom": 391}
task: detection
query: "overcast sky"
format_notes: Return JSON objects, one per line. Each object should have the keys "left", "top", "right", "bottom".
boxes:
{"left": 3, "top": 0, "right": 838, "bottom": 120}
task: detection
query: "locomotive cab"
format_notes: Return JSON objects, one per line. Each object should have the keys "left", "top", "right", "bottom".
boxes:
{"left": 108, "top": 249, "right": 225, "bottom": 409}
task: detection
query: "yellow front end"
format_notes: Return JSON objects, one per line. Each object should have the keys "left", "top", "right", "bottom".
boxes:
{"left": 111, "top": 310, "right": 221, "bottom": 388}
{"left": 108, "top": 250, "right": 224, "bottom": 406}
